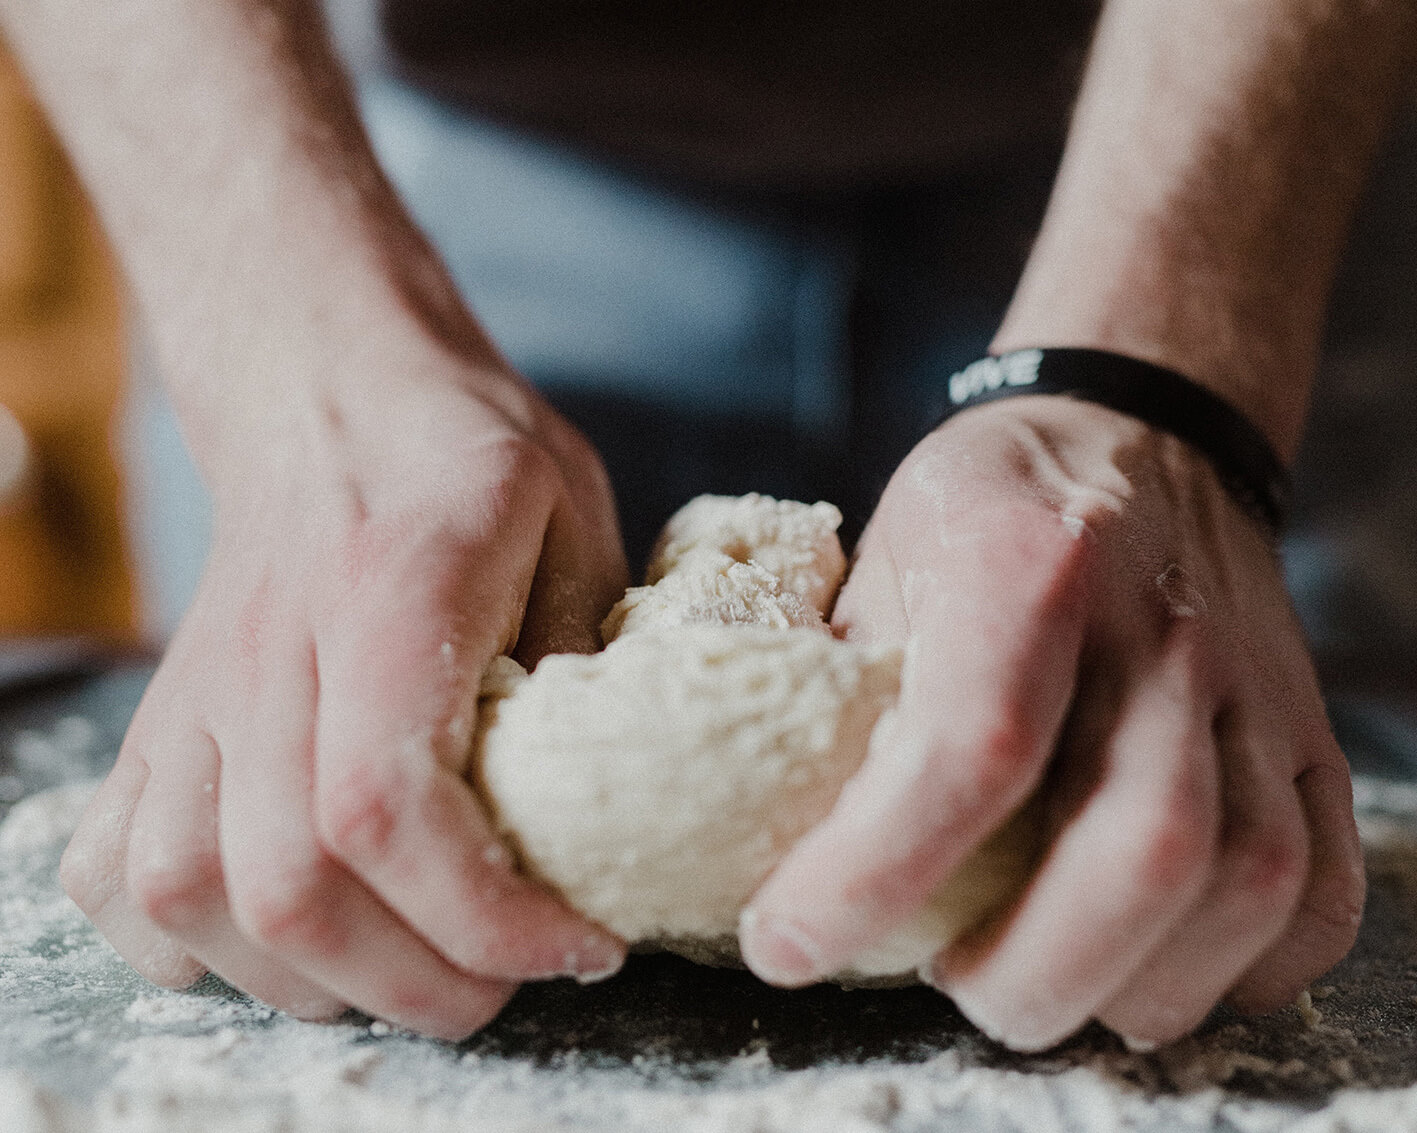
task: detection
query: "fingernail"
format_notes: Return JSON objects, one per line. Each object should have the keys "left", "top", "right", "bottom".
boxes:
{"left": 563, "top": 934, "right": 626, "bottom": 985}
{"left": 739, "top": 907, "right": 824, "bottom": 986}
{"left": 570, "top": 955, "right": 624, "bottom": 986}
{"left": 1120, "top": 1034, "right": 1160, "bottom": 1054}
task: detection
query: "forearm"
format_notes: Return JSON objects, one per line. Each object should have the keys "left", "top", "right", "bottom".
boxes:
{"left": 993, "top": 0, "right": 1416, "bottom": 462}
{"left": 0, "top": 0, "right": 501, "bottom": 475}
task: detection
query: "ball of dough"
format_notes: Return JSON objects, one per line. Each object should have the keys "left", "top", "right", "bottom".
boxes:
{"left": 475, "top": 627, "right": 901, "bottom": 951}
{"left": 465, "top": 493, "right": 1038, "bottom": 983}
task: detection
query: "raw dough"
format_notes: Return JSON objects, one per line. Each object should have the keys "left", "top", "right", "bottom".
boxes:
{"left": 601, "top": 558, "right": 823, "bottom": 641}
{"left": 468, "top": 494, "right": 1037, "bottom": 982}
{"left": 645, "top": 493, "right": 848, "bottom": 614}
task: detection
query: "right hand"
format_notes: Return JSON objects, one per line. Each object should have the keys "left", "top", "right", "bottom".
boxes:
{"left": 60, "top": 350, "right": 630, "bottom": 1038}
{"left": 742, "top": 395, "right": 1362, "bottom": 1049}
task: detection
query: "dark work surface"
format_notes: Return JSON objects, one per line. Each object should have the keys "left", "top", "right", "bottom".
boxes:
{"left": 3, "top": 656, "right": 1417, "bottom": 1100}
{"left": 467, "top": 849, "right": 1417, "bottom": 1101}
{"left": 467, "top": 952, "right": 980, "bottom": 1071}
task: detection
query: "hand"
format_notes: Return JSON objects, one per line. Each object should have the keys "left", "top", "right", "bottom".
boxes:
{"left": 60, "top": 354, "right": 629, "bottom": 1038}
{"left": 741, "top": 395, "right": 1363, "bottom": 1050}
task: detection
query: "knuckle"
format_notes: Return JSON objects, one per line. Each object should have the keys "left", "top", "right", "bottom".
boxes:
{"left": 1232, "top": 823, "right": 1309, "bottom": 909}
{"left": 839, "top": 863, "right": 918, "bottom": 920}
{"left": 451, "top": 432, "right": 562, "bottom": 544}
{"left": 1002, "top": 505, "right": 1096, "bottom": 642}
{"left": 1300, "top": 732, "right": 1348, "bottom": 775}
{"left": 546, "top": 418, "right": 604, "bottom": 487}
{"left": 1044, "top": 505, "right": 1099, "bottom": 578}
{"left": 1160, "top": 616, "right": 1204, "bottom": 658}
{"left": 1135, "top": 803, "right": 1216, "bottom": 897}
{"left": 964, "top": 709, "right": 1042, "bottom": 799}
{"left": 314, "top": 762, "right": 408, "bottom": 863}
{"left": 130, "top": 851, "right": 225, "bottom": 928}
{"left": 479, "top": 432, "right": 559, "bottom": 501}
{"left": 230, "top": 859, "right": 346, "bottom": 955}
{"left": 1062, "top": 486, "right": 1127, "bottom": 530}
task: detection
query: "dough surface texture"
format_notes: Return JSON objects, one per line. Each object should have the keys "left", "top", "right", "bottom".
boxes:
{"left": 469, "top": 494, "right": 1036, "bottom": 982}
{"left": 645, "top": 493, "right": 848, "bottom": 615}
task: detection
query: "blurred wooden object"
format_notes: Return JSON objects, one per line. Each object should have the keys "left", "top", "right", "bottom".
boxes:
{"left": 0, "top": 44, "right": 135, "bottom": 640}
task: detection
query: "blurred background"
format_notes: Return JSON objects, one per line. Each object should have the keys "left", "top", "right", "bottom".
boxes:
{"left": 0, "top": 44, "right": 131, "bottom": 642}
{"left": 0, "top": 3, "right": 1413, "bottom": 762}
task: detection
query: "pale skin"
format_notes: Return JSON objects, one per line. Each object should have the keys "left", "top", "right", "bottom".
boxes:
{"left": 0, "top": 0, "right": 1410, "bottom": 1048}
{"left": 742, "top": 0, "right": 1415, "bottom": 1049}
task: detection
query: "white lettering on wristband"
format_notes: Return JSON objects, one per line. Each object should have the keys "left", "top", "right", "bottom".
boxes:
{"left": 947, "top": 349, "right": 1044, "bottom": 405}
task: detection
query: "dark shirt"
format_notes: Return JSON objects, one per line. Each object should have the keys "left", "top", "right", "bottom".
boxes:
{"left": 380, "top": 0, "right": 1100, "bottom": 188}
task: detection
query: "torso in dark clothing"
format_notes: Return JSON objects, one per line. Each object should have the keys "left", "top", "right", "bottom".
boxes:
{"left": 379, "top": 0, "right": 1101, "bottom": 189}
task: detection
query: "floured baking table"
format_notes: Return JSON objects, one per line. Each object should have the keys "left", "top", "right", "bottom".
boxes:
{"left": 4, "top": 660, "right": 1417, "bottom": 1133}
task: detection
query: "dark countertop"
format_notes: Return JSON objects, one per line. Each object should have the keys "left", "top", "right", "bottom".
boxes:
{"left": 4, "top": 658, "right": 1417, "bottom": 1131}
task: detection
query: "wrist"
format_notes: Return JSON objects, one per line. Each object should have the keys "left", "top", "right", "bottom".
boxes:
{"left": 923, "top": 393, "right": 1258, "bottom": 550}
{"left": 941, "top": 348, "right": 1291, "bottom": 536}
{"left": 990, "top": 272, "right": 1315, "bottom": 467}
{"left": 145, "top": 176, "right": 540, "bottom": 491}
{"left": 986, "top": 0, "right": 1417, "bottom": 467}
{"left": 990, "top": 260, "right": 1320, "bottom": 463}
{"left": 2, "top": 0, "right": 523, "bottom": 479}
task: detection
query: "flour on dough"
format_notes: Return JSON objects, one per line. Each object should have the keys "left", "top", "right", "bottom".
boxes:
{"left": 468, "top": 493, "right": 1036, "bottom": 983}
{"left": 645, "top": 493, "right": 848, "bottom": 615}
{"left": 602, "top": 558, "right": 824, "bottom": 642}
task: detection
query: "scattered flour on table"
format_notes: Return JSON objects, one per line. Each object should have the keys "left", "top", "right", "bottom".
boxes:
{"left": 0, "top": 779, "right": 100, "bottom": 855}
{"left": 8, "top": 715, "right": 103, "bottom": 787}
{"left": 8, "top": 1044, "right": 1417, "bottom": 1133}
{"left": 7, "top": 774, "right": 1417, "bottom": 1131}
{"left": 8, "top": 647, "right": 1417, "bottom": 1131}
{"left": 124, "top": 993, "right": 254, "bottom": 1029}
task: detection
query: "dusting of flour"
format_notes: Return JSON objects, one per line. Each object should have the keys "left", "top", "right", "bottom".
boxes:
{"left": 8, "top": 766, "right": 1417, "bottom": 1131}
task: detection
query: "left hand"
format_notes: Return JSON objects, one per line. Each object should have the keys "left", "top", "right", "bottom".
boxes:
{"left": 740, "top": 395, "right": 1364, "bottom": 1051}
{"left": 59, "top": 359, "right": 630, "bottom": 1039}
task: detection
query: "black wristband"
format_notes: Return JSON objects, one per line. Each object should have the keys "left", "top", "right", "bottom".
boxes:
{"left": 939, "top": 347, "right": 1291, "bottom": 536}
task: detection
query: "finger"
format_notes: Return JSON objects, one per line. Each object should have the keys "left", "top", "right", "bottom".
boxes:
{"left": 311, "top": 587, "right": 626, "bottom": 983}
{"left": 826, "top": 522, "right": 909, "bottom": 645}
{"left": 516, "top": 491, "right": 628, "bottom": 662}
{"left": 1227, "top": 755, "right": 1366, "bottom": 1013}
{"left": 59, "top": 749, "right": 205, "bottom": 989}
{"left": 1097, "top": 710, "right": 1309, "bottom": 1045}
{"left": 932, "top": 630, "right": 1221, "bottom": 1052}
{"left": 219, "top": 635, "right": 521, "bottom": 1039}
{"left": 126, "top": 728, "right": 345, "bottom": 1019}
{"left": 741, "top": 506, "right": 1088, "bottom": 987}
